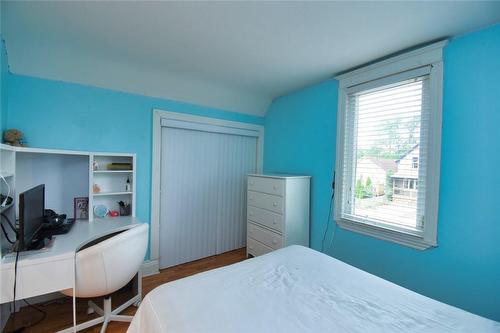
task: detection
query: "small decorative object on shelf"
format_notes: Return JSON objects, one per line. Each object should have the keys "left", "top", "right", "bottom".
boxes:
{"left": 93, "top": 183, "right": 101, "bottom": 193}
{"left": 3, "top": 129, "right": 26, "bottom": 147}
{"left": 74, "top": 197, "right": 89, "bottom": 220}
{"left": 118, "top": 201, "right": 131, "bottom": 216}
{"left": 125, "top": 177, "right": 131, "bottom": 192}
{"left": 93, "top": 161, "right": 99, "bottom": 171}
{"left": 93, "top": 204, "right": 109, "bottom": 218}
{"left": 109, "top": 210, "right": 119, "bottom": 217}
{"left": 107, "top": 162, "right": 132, "bottom": 170}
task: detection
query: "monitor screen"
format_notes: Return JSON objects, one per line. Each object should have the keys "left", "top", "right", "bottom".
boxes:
{"left": 19, "top": 184, "right": 45, "bottom": 251}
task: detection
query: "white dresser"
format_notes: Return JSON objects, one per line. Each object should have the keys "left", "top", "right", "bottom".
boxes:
{"left": 246, "top": 174, "right": 310, "bottom": 257}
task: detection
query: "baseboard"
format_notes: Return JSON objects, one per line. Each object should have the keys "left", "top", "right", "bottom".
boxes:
{"left": 141, "top": 259, "right": 159, "bottom": 277}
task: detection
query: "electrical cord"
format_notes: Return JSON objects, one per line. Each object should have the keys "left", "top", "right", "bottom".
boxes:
{"left": 321, "top": 193, "right": 334, "bottom": 253}
{"left": 21, "top": 299, "right": 48, "bottom": 328}
{"left": 12, "top": 250, "right": 19, "bottom": 316}
{"left": 321, "top": 172, "right": 337, "bottom": 253}
{"left": 1, "top": 212, "right": 18, "bottom": 236}
{"left": 327, "top": 217, "right": 338, "bottom": 252}
{"left": 7, "top": 253, "right": 48, "bottom": 333}
{"left": 1, "top": 212, "right": 18, "bottom": 244}
{"left": 1, "top": 223, "right": 15, "bottom": 244}
{"left": 0, "top": 174, "right": 11, "bottom": 207}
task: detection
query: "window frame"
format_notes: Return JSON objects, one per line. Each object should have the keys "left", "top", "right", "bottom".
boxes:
{"left": 412, "top": 157, "right": 419, "bottom": 169}
{"left": 334, "top": 41, "right": 447, "bottom": 250}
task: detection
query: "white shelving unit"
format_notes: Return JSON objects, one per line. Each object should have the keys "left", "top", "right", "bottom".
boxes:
{"left": 0, "top": 144, "right": 138, "bottom": 257}
{"left": 89, "top": 153, "right": 136, "bottom": 221}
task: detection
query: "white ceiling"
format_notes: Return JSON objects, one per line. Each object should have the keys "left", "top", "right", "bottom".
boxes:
{"left": 3, "top": 1, "right": 500, "bottom": 116}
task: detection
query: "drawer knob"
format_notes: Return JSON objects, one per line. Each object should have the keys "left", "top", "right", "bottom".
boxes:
{"left": 249, "top": 211, "right": 254, "bottom": 216}
{"left": 249, "top": 246, "right": 253, "bottom": 250}
{"left": 249, "top": 230, "right": 253, "bottom": 234}
{"left": 273, "top": 202, "right": 278, "bottom": 207}
{"left": 249, "top": 182, "right": 254, "bottom": 186}
{"left": 273, "top": 219, "right": 277, "bottom": 224}
{"left": 273, "top": 185, "right": 278, "bottom": 190}
{"left": 272, "top": 239, "right": 278, "bottom": 244}
{"left": 249, "top": 196, "right": 254, "bottom": 201}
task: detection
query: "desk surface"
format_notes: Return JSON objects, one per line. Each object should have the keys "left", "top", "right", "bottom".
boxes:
{"left": 1, "top": 217, "right": 143, "bottom": 269}
{"left": 0, "top": 216, "right": 144, "bottom": 304}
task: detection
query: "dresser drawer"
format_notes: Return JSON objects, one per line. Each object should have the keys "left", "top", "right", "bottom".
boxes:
{"left": 247, "top": 191, "right": 284, "bottom": 214}
{"left": 247, "top": 206, "right": 283, "bottom": 233}
{"left": 247, "top": 238, "right": 274, "bottom": 257}
{"left": 248, "top": 176, "right": 284, "bottom": 196}
{"left": 248, "top": 222, "right": 283, "bottom": 250}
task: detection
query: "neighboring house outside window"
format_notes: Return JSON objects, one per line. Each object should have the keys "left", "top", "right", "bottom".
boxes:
{"left": 412, "top": 156, "right": 419, "bottom": 169}
{"left": 392, "top": 144, "right": 419, "bottom": 205}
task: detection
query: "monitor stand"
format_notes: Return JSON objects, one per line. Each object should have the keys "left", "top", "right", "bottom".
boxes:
{"left": 26, "top": 234, "right": 52, "bottom": 251}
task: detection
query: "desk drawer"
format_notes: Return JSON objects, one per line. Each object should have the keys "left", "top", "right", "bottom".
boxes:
{"left": 247, "top": 238, "right": 274, "bottom": 257}
{"left": 248, "top": 176, "right": 284, "bottom": 196}
{"left": 248, "top": 222, "right": 283, "bottom": 250}
{"left": 247, "top": 191, "right": 284, "bottom": 214}
{"left": 1, "top": 257, "right": 74, "bottom": 303}
{"left": 248, "top": 206, "right": 283, "bottom": 233}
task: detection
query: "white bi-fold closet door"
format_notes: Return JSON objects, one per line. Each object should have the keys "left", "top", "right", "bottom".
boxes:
{"left": 159, "top": 118, "right": 259, "bottom": 269}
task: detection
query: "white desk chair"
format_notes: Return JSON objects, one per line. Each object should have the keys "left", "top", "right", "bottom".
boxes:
{"left": 59, "top": 223, "right": 148, "bottom": 333}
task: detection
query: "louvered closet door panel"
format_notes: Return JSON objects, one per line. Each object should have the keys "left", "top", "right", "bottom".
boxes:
{"left": 160, "top": 126, "right": 257, "bottom": 269}
{"left": 215, "top": 133, "right": 257, "bottom": 254}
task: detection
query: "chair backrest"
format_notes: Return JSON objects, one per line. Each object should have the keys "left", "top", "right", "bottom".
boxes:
{"left": 73, "top": 223, "right": 148, "bottom": 298}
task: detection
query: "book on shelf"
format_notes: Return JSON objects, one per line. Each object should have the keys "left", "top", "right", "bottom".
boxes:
{"left": 106, "top": 163, "right": 132, "bottom": 170}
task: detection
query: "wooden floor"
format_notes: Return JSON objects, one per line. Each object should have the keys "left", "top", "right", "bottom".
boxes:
{"left": 5, "top": 248, "right": 247, "bottom": 333}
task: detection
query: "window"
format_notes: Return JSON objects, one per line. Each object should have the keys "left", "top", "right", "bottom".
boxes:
{"left": 412, "top": 157, "right": 419, "bottom": 169}
{"left": 334, "top": 41, "right": 446, "bottom": 250}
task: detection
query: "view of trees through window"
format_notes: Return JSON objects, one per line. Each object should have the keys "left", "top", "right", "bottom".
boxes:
{"left": 352, "top": 78, "right": 425, "bottom": 229}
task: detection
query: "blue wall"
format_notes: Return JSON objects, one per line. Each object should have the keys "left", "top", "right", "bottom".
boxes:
{"left": 0, "top": 37, "right": 8, "bottom": 131}
{"left": 264, "top": 79, "right": 338, "bottom": 249}
{"left": 5, "top": 74, "right": 264, "bottom": 254}
{"left": 264, "top": 24, "right": 500, "bottom": 321}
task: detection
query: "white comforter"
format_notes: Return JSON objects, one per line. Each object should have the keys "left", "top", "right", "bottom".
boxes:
{"left": 128, "top": 245, "right": 500, "bottom": 333}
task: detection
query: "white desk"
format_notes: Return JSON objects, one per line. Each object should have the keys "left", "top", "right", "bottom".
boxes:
{"left": 0, "top": 216, "right": 143, "bottom": 304}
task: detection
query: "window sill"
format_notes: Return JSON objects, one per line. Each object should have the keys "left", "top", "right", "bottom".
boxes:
{"left": 336, "top": 218, "right": 436, "bottom": 250}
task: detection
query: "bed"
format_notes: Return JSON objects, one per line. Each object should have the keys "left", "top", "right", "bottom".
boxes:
{"left": 128, "top": 245, "right": 500, "bottom": 333}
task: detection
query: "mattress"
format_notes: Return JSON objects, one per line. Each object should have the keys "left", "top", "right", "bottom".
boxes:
{"left": 128, "top": 245, "right": 500, "bottom": 333}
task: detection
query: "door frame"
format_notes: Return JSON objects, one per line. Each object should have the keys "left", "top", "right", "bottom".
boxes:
{"left": 150, "top": 109, "right": 264, "bottom": 270}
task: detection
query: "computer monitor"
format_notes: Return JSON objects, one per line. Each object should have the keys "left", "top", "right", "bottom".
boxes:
{"left": 18, "top": 184, "right": 45, "bottom": 251}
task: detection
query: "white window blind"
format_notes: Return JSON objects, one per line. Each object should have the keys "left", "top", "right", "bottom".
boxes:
{"left": 341, "top": 69, "right": 430, "bottom": 232}
{"left": 334, "top": 41, "right": 445, "bottom": 249}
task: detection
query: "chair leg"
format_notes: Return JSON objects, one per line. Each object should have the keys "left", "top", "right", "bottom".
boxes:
{"left": 57, "top": 296, "right": 134, "bottom": 333}
{"left": 56, "top": 316, "right": 105, "bottom": 333}
{"left": 111, "top": 294, "right": 139, "bottom": 315}
{"left": 100, "top": 318, "right": 109, "bottom": 333}
{"left": 88, "top": 300, "right": 104, "bottom": 316}
{"left": 109, "top": 314, "right": 133, "bottom": 322}
{"left": 103, "top": 297, "right": 112, "bottom": 318}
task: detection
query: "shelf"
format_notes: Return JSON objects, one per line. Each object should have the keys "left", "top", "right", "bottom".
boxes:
{"left": 0, "top": 172, "right": 14, "bottom": 178}
{"left": 93, "top": 170, "right": 133, "bottom": 173}
{"left": 93, "top": 191, "right": 133, "bottom": 196}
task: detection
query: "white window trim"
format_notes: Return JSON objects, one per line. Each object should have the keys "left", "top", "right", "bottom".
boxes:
{"left": 334, "top": 40, "right": 447, "bottom": 250}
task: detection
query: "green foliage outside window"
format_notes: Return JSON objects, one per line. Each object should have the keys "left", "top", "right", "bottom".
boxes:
{"left": 355, "top": 176, "right": 373, "bottom": 199}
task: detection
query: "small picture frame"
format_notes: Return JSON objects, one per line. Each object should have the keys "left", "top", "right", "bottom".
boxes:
{"left": 74, "top": 197, "right": 89, "bottom": 220}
